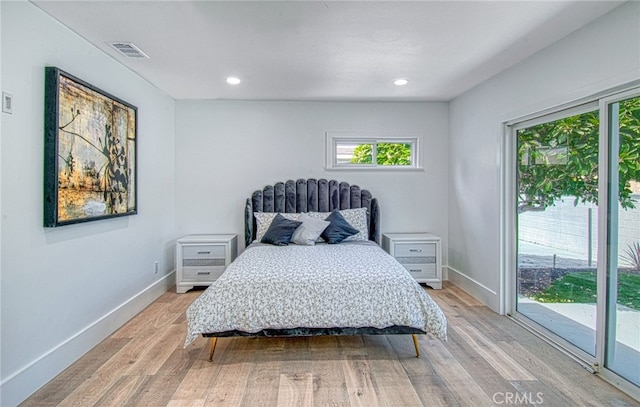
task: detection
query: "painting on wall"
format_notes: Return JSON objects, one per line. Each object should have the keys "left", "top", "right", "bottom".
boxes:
{"left": 44, "top": 67, "right": 137, "bottom": 227}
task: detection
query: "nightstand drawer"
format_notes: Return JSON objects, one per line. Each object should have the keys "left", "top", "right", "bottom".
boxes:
{"left": 176, "top": 234, "right": 237, "bottom": 293}
{"left": 393, "top": 242, "right": 435, "bottom": 257}
{"left": 396, "top": 255, "right": 436, "bottom": 265}
{"left": 182, "top": 266, "right": 225, "bottom": 282}
{"left": 402, "top": 264, "right": 437, "bottom": 279}
{"left": 182, "top": 245, "right": 226, "bottom": 259}
{"left": 382, "top": 233, "right": 442, "bottom": 289}
{"left": 182, "top": 257, "right": 226, "bottom": 267}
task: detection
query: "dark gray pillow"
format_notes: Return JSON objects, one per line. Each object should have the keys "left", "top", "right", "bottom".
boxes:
{"left": 261, "top": 213, "right": 303, "bottom": 246}
{"left": 321, "top": 210, "right": 359, "bottom": 244}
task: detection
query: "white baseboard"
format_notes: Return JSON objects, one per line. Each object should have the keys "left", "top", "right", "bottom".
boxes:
{"left": 446, "top": 266, "right": 500, "bottom": 312}
{"left": 0, "top": 271, "right": 175, "bottom": 407}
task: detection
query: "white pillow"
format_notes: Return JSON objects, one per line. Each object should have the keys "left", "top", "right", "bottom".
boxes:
{"left": 254, "top": 212, "right": 300, "bottom": 242}
{"left": 307, "top": 207, "right": 369, "bottom": 242}
{"left": 291, "top": 213, "right": 330, "bottom": 245}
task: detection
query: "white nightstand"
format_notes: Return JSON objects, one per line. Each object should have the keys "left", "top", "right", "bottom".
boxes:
{"left": 382, "top": 233, "right": 442, "bottom": 289}
{"left": 175, "top": 234, "right": 237, "bottom": 293}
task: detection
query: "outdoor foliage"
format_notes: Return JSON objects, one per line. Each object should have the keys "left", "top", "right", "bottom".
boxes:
{"left": 622, "top": 242, "right": 640, "bottom": 271}
{"left": 533, "top": 271, "right": 640, "bottom": 310}
{"left": 517, "top": 96, "right": 640, "bottom": 213}
{"left": 351, "top": 143, "right": 411, "bottom": 165}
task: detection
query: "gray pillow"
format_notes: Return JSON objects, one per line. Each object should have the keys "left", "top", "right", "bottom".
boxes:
{"left": 261, "top": 214, "right": 303, "bottom": 246}
{"left": 307, "top": 207, "right": 368, "bottom": 242}
{"left": 254, "top": 212, "right": 300, "bottom": 242}
{"left": 321, "top": 210, "right": 359, "bottom": 244}
{"left": 291, "top": 213, "right": 330, "bottom": 245}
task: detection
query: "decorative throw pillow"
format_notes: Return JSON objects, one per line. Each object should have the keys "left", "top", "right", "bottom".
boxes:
{"left": 321, "top": 210, "right": 359, "bottom": 244}
{"left": 260, "top": 214, "right": 303, "bottom": 246}
{"left": 308, "top": 207, "right": 368, "bottom": 242}
{"left": 254, "top": 212, "right": 300, "bottom": 242}
{"left": 291, "top": 213, "right": 330, "bottom": 245}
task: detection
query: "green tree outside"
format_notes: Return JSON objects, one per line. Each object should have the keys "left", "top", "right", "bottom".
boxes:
{"left": 351, "top": 143, "right": 412, "bottom": 166}
{"left": 517, "top": 96, "right": 640, "bottom": 213}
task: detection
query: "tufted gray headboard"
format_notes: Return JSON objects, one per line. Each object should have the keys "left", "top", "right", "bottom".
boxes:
{"left": 244, "top": 178, "right": 380, "bottom": 247}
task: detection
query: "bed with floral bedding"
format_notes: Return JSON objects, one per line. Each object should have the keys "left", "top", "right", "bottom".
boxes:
{"left": 184, "top": 179, "right": 447, "bottom": 360}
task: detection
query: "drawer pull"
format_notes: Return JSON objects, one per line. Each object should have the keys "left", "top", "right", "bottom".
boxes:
{"left": 197, "top": 272, "right": 211, "bottom": 275}
{"left": 197, "top": 251, "right": 211, "bottom": 254}
{"left": 409, "top": 249, "right": 422, "bottom": 252}
{"left": 410, "top": 269, "right": 422, "bottom": 273}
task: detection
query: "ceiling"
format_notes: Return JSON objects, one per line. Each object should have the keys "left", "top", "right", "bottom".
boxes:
{"left": 32, "top": 0, "right": 623, "bottom": 101}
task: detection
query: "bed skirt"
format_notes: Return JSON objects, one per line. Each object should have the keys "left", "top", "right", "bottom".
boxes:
{"left": 201, "top": 326, "right": 426, "bottom": 338}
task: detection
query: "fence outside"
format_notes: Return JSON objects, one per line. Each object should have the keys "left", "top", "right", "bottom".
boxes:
{"left": 519, "top": 194, "right": 640, "bottom": 267}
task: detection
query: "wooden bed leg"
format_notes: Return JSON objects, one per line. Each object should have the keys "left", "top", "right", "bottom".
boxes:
{"left": 412, "top": 334, "right": 421, "bottom": 358}
{"left": 208, "top": 337, "right": 218, "bottom": 361}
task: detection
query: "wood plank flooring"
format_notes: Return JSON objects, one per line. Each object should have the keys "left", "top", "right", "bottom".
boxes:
{"left": 21, "top": 282, "right": 639, "bottom": 406}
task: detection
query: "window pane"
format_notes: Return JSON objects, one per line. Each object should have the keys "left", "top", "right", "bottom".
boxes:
{"left": 335, "top": 143, "right": 376, "bottom": 164}
{"left": 335, "top": 143, "right": 372, "bottom": 164}
{"left": 605, "top": 94, "right": 640, "bottom": 387}
{"left": 376, "top": 142, "right": 412, "bottom": 166}
{"left": 516, "top": 109, "right": 599, "bottom": 356}
{"left": 327, "top": 133, "right": 420, "bottom": 169}
{"left": 351, "top": 143, "right": 374, "bottom": 164}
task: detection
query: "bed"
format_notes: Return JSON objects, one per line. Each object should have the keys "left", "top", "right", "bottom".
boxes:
{"left": 184, "top": 178, "right": 447, "bottom": 360}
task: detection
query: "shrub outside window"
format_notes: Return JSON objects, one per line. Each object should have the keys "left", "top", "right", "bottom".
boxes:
{"left": 326, "top": 132, "right": 421, "bottom": 170}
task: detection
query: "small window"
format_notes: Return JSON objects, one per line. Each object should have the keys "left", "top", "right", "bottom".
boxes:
{"left": 326, "top": 132, "right": 421, "bottom": 170}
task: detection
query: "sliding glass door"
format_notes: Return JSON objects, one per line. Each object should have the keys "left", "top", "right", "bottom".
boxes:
{"left": 600, "top": 93, "right": 640, "bottom": 387}
{"left": 510, "top": 89, "right": 640, "bottom": 391}
{"left": 515, "top": 105, "right": 600, "bottom": 357}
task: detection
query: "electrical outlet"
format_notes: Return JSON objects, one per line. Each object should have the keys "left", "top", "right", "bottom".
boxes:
{"left": 154, "top": 261, "right": 159, "bottom": 274}
{"left": 2, "top": 92, "right": 13, "bottom": 114}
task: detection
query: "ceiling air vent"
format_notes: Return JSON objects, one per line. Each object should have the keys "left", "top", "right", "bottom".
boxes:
{"left": 107, "top": 42, "right": 150, "bottom": 59}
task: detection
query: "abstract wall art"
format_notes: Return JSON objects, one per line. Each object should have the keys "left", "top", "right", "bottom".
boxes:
{"left": 44, "top": 67, "right": 137, "bottom": 227}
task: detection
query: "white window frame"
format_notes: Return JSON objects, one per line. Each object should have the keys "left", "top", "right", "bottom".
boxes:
{"left": 500, "top": 84, "right": 640, "bottom": 400}
{"left": 325, "top": 132, "right": 423, "bottom": 170}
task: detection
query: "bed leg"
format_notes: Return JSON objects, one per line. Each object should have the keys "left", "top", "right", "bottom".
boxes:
{"left": 412, "top": 334, "right": 421, "bottom": 358}
{"left": 208, "top": 337, "right": 218, "bottom": 361}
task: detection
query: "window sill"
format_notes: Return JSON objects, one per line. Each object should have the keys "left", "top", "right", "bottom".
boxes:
{"left": 325, "top": 166, "right": 425, "bottom": 172}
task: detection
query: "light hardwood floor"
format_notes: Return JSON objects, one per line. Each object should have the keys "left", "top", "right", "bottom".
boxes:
{"left": 22, "top": 282, "right": 639, "bottom": 406}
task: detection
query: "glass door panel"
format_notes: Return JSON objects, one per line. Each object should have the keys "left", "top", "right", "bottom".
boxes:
{"left": 516, "top": 108, "right": 600, "bottom": 356}
{"left": 604, "top": 95, "right": 640, "bottom": 386}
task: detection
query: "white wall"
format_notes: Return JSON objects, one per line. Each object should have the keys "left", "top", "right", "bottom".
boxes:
{"left": 0, "top": 2, "right": 176, "bottom": 405}
{"left": 4, "top": 1, "right": 637, "bottom": 403}
{"left": 175, "top": 100, "right": 449, "bottom": 259}
{"left": 448, "top": 2, "right": 640, "bottom": 311}
{"left": 0, "top": 3, "right": 3, "bottom": 403}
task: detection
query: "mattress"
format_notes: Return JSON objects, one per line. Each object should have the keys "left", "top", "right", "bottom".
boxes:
{"left": 184, "top": 241, "right": 447, "bottom": 346}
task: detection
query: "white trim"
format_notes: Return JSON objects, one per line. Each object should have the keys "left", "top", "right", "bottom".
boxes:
{"left": 0, "top": 271, "right": 175, "bottom": 406}
{"left": 508, "top": 101, "right": 598, "bottom": 131}
{"left": 597, "top": 87, "right": 640, "bottom": 384}
{"left": 599, "top": 368, "right": 640, "bottom": 402}
{"left": 595, "top": 93, "right": 610, "bottom": 373}
{"left": 447, "top": 266, "right": 500, "bottom": 313}
{"left": 500, "top": 122, "right": 516, "bottom": 316}
{"left": 502, "top": 84, "right": 640, "bottom": 399}
{"left": 500, "top": 78, "right": 640, "bottom": 128}
{"left": 512, "top": 311, "right": 640, "bottom": 402}
{"left": 509, "top": 313, "right": 596, "bottom": 371}
{"left": 501, "top": 96, "right": 604, "bottom": 319}
{"left": 325, "top": 131, "right": 423, "bottom": 170}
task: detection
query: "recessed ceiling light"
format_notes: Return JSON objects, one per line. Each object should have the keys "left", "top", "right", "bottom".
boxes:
{"left": 226, "top": 77, "right": 241, "bottom": 85}
{"left": 393, "top": 78, "right": 409, "bottom": 86}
